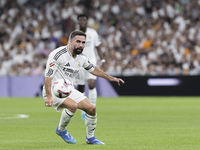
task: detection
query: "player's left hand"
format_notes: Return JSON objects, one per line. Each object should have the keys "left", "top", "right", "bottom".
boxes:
{"left": 45, "top": 97, "right": 54, "bottom": 107}
{"left": 112, "top": 77, "right": 125, "bottom": 86}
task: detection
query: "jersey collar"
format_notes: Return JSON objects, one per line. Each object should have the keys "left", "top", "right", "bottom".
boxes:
{"left": 66, "top": 45, "right": 72, "bottom": 57}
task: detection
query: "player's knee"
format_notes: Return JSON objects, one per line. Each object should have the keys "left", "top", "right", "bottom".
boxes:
{"left": 69, "top": 103, "right": 77, "bottom": 113}
{"left": 88, "top": 104, "right": 96, "bottom": 116}
{"left": 88, "top": 80, "right": 95, "bottom": 89}
{"left": 88, "top": 84, "right": 95, "bottom": 89}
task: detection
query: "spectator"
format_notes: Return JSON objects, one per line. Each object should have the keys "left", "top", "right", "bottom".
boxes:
{"left": 0, "top": 62, "right": 7, "bottom": 76}
{"left": 0, "top": 0, "right": 200, "bottom": 77}
{"left": 30, "top": 62, "right": 43, "bottom": 76}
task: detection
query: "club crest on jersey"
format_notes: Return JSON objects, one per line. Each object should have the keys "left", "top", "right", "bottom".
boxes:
{"left": 78, "top": 62, "right": 81, "bottom": 67}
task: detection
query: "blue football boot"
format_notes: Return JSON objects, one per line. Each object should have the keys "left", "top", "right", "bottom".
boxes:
{"left": 86, "top": 136, "right": 105, "bottom": 145}
{"left": 56, "top": 126, "right": 76, "bottom": 144}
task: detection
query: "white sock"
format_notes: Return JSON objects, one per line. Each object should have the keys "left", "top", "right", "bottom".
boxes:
{"left": 89, "top": 88, "right": 97, "bottom": 106}
{"left": 58, "top": 108, "right": 74, "bottom": 131}
{"left": 85, "top": 114, "right": 97, "bottom": 138}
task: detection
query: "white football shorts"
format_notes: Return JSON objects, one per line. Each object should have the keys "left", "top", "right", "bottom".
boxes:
{"left": 42, "top": 86, "right": 87, "bottom": 112}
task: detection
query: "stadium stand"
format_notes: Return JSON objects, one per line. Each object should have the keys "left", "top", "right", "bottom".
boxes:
{"left": 0, "top": 0, "right": 200, "bottom": 76}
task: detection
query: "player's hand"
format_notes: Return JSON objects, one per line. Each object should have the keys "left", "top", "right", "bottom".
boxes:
{"left": 111, "top": 77, "right": 125, "bottom": 86}
{"left": 45, "top": 97, "right": 54, "bottom": 107}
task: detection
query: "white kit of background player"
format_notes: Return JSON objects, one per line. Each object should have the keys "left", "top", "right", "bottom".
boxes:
{"left": 68, "top": 14, "right": 105, "bottom": 120}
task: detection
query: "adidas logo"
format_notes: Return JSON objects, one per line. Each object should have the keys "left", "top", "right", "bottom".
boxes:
{"left": 65, "top": 63, "right": 70, "bottom": 66}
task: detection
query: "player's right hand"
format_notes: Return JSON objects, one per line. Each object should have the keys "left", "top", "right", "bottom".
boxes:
{"left": 111, "top": 77, "right": 125, "bottom": 86}
{"left": 45, "top": 97, "right": 54, "bottom": 107}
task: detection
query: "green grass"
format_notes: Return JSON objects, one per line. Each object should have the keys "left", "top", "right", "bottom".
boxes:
{"left": 0, "top": 97, "right": 200, "bottom": 150}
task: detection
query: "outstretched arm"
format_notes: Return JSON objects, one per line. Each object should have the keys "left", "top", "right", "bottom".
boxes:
{"left": 96, "top": 45, "right": 106, "bottom": 70}
{"left": 90, "top": 66, "right": 125, "bottom": 86}
{"left": 96, "top": 45, "right": 104, "bottom": 60}
{"left": 44, "top": 77, "right": 54, "bottom": 107}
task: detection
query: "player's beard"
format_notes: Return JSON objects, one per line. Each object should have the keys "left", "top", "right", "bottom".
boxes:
{"left": 73, "top": 47, "right": 83, "bottom": 55}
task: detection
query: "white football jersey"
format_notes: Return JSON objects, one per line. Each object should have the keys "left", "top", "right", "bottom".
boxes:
{"left": 69, "top": 28, "right": 101, "bottom": 65}
{"left": 44, "top": 45, "right": 95, "bottom": 86}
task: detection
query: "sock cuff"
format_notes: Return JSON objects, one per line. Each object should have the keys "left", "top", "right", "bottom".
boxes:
{"left": 89, "top": 88, "right": 96, "bottom": 92}
{"left": 65, "top": 109, "right": 74, "bottom": 117}
{"left": 85, "top": 113, "right": 97, "bottom": 119}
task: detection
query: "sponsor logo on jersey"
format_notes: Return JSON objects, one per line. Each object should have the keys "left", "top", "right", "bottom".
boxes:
{"left": 63, "top": 68, "right": 79, "bottom": 77}
{"left": 63, "top": 68, "right": 79, "bottom": 78}
{"left": 65, "top": 63, "right": 70, "bottom": 66}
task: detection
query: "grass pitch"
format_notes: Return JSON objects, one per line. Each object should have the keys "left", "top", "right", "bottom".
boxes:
{"left": 0, "top": 96, "right": 200, "bottom": 150}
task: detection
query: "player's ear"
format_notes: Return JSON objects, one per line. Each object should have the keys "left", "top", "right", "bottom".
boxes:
{"left": 70, "top": 39, "right": 73, "bottom": 44}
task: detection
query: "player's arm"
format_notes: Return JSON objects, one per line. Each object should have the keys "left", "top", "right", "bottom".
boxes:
{"left": 96, "top": 45, "right": 106, "bottom": 71}
{"left": 91, "top": 66, "right": 124, "bottom": 86}
{"left": 44, "top": 76, "right": 54, "bottom": 107}
{"left": 83, "top": 56, "right": 124, "bottom": 85}
{"left": 96, "top": 45, "right": 104, "bottom": 60}
{"left": 45, "top": 77, "right": 52, "bottom": 99}
{"left": 44, "top": 77, "right": 54, "bottom": 107}
{"left": 95, "top": 32, "right": 106, "bottom": 67}
{"left": 44, "top": 56, "right": 58, "bottom": 107}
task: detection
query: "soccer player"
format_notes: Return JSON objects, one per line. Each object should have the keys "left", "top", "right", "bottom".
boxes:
{"left": 70, "top": 14, "right": 105, "bottom": 119}
{"left": 43, "top": 30, "right": 124, "bottom": 145}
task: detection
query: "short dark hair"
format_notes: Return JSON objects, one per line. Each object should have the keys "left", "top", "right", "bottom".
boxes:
{"left": 77, "top": 14, "right": 88, "bottom": 20}
{"left": 70, "top": 30, "right": 86, "bottom": 40}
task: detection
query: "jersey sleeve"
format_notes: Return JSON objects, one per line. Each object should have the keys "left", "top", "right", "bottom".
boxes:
{"left": 45, "top": 53, "right": 59, "bottom": 78}
{"left": 82, "top": 56, "right": 95, "bottom": 73}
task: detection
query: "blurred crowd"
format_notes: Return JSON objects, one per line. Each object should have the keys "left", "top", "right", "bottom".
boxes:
{"left": 1, "top": 0, "right": 200, "bottom": 76}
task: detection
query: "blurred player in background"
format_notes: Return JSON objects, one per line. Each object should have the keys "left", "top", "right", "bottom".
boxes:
{"left": 69, "top": 14, "right": 106, "bottom": 119}
{"left": 43, "top": 30, "right": 124, "bottom": 145}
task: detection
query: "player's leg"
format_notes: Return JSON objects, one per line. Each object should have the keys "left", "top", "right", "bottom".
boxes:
{"left": 77, "top": 84, "right": 86, "bottom": 119}
{"left": 75, "top": 68, "right": 87, "bottom": 119}
{"left": 58, "top": 97, "right": 77, "bottom": 130}
{"left": 43, "top": 86, "right": 77, "bottom": 133}
{"left": 77, "top": 98, "right": 96, "bottom": 138}
{"left": 88, "top": 77, "right": 97, "bottom": 106}
{"left": 78, "top": 98, "right": 104, "bottom": 145}
{"left": 86, "top": 59, "right": 97, "bottom": 106}
{"left": 56, "top": 97, "right": 77, "bottom": 144}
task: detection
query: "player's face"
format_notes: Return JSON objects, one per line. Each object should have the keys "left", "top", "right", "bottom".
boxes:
{"left": 78, "top": 17, "right": 88, "bottom": 28}
{"left": 71, "top": 35, "right": 86, "bottom": 55}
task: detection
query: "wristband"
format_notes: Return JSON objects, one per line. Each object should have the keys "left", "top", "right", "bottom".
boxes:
{"left": 101, "top": 59, "right": 106, "bottom": 63}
